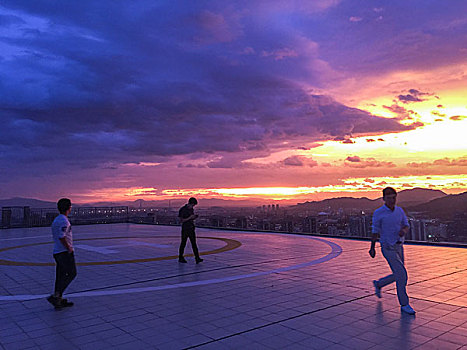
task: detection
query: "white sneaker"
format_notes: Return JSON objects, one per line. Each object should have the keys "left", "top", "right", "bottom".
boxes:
{"left": 373, "top": 280, "right": 381, "bottom": 298}
{"left": 401, "top": 304, "right": 416, "bottom": 315}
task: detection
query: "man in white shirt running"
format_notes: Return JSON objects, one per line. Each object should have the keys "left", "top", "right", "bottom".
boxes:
{"left": 369, "top": 187, "right": 415, "bottom": 315}
{"left": 47, "top": 198, "right": 77, "bottom": 309}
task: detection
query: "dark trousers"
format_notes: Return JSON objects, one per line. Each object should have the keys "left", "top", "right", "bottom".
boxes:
{"left": 179, "top": 230, "right": 200, "bottom": 259}
{"left": 54, "top": 252, "right": 77, "bottom": 296}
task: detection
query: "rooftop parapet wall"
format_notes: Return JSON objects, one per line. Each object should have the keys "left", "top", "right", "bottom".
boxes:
{"left": 0, "top": 206, "right": 130, "bottom": 228}
{"left": 2, "top": 206, "right": 465, "bottom": 246}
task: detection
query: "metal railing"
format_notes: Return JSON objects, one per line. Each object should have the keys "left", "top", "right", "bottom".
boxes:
{"left": 1, "top": 206, "right": 465, "bottom": 246}
{"left": 1, "top": 206, "right": 130, "bottom": 228}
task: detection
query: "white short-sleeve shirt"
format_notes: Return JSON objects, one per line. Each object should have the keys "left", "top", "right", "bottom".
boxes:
{"left": 51, "top": 214, "right": 73, "bottom": 254}
{"left": 372, "top": 205, "right": 409, "bottom": 245}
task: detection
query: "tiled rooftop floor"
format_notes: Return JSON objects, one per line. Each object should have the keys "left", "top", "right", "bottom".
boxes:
{"left": 0, "top": 224, "right": 466, "bottom": 349}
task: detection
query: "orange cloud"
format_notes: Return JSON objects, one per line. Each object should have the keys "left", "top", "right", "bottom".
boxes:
{"left": 407, "top": 157, "right": 467, "bottom": 168}
{"left": 345, "top": 156, "right": 396, "bottom": 168}
{"left": 431, "top": 110, "right": 446, "bottom": 117}
{"left": 282, "top": 155, "right": 318, "bottom": 167}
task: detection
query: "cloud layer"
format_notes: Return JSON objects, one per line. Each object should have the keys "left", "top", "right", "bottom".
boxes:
{"left": 0, "top": 1, "right": 466, "bottom": 199}
{"left": 0, "top": 1, "right": 427, "bottom": 176}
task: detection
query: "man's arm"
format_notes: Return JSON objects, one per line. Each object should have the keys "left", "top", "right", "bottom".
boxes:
{"left": 57, "top": 225, "right": 73, "bottom": 253}
{"left": 369, "top": 233, "right": 378, "bottom": 258}
{"left": 180, "top": 214, "right": 197, "bottom": 223}
{"left": 399, "top": 225, "right": 409, "bottom": 237}
{"left": 399, "top": 209, "right": 410, "bottom": 237}
{"left": 59, "top": 237, "right": 73, "bottom": 253}
{"left": 369, "top": 212, "right": 380, "bottom": 258}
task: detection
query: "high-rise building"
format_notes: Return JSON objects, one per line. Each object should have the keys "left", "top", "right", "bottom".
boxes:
{"left": 302, "top": 216, "right": 317, "bottom": 233}
{"left": 348, "top": 215, "right": 372, "bottom": 237}
{"left": 409, "top": 218, "right": 428, "bottom": 241}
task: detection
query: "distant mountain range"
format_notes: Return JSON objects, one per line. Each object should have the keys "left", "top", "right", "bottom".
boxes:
{"left": 0, "top": 188, "right": 464, "bottom": 219}
{"left": 0, "top": 197, "right": 57, "bottom": 208}
{"left": 84, "top": 198, "right": 272, "bottom": 208}
{"left": 407, "top": 191, "right": 467, "bottom": 218}
{"left": 0, "top": 197, "right": 269, "bottom": 209}
{"left": 291, "top": 189, "right": 466, "bottom": 219}
{"left": 292, "top": 188, "right": 447, "bottom": 212}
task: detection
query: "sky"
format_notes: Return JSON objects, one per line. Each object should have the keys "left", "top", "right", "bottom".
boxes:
{"left": 0, "top": 0, "right": 466, "bottom": 205}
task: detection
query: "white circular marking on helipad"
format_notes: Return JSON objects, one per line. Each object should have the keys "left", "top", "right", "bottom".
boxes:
{"left": 0, "top": 235, "right": 342, "bottom": 301}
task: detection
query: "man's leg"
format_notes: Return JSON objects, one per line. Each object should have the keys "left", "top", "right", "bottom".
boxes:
{"left": 376, "top": 273, "right": 395, "bottom": 288}
{"left": 375, "top": 245, "right": 395, "bottom": 294}
{"left": 61, "top": 253, "right": 77, "bottom": 294}
{"left": 55, "top": 252, "right": 77, "bottom": 296}
{"left": 187, "top": 231, "right": 202, "bottom": 262}
{"left": 48, "top": 252, "right": 76, "bottom": 307}
{"left": 179, "top": 231, "right": 188, "bottom": 262}
{"left": 381, "top": 244, "right": 409, "bottom": 306}
{"left": 394, "top": 245, "right": 409, "bottom": 306}
{"left": 53, "top": 252, "right": 67, "bottom": 298}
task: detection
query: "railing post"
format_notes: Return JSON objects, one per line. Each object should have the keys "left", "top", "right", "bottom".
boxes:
{"left": 23, "top": 206, "right": 31, "bottom": 227}
{"left": 2, "top": 207, "right": 12, "bottom": 228}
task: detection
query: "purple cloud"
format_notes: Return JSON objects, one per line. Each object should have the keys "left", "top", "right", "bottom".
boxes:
{"left": 282, "top": 155, "right": 318, "bottom": 167}
{"left": 408, "top": 157, "right": 467, "bottom": 168}
{"left": 345, "top": 156, "right": 396, "bottom": 168}
{"left": 397, "top": 89, "right": 434, "bottom": 104}
{"left": 398, "top": 94, "right": 423, "bottom": 103}
{"left": 283, "top": 156, "right": 304, "bottom": 166}
{"left": 346, "top": 156, "right": 361, "bottom": 163}
{"left": 342, "top": 139, "right": 355, "bottom": 144}
{"left": 0, "top": 0, "right": 464, "bottom": 194}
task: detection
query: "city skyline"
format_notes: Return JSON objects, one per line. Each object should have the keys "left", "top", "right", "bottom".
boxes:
{"left": 1, "top": 1, "right": 466, "bottom": 203}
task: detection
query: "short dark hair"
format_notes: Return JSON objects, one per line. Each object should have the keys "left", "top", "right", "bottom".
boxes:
{"left": 57, "top": 198, "right": 72, "bottom": 214}
{"left": 382, "top": 187, "right": 397, "bottom": 197}
{"left": 188, "top": 197, "right": 198, "bottom": 205}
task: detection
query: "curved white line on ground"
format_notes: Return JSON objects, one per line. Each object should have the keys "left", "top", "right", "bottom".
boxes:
{"left": 0, "top": 236, "right": 342, "bottom": 301}
{"left": 0, "top": 232, "right": 98, "bottom": 242}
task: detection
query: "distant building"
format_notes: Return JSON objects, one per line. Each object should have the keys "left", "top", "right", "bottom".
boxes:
{"left": 348, "top": 215, "right": 372, "bottom": 237}
{"left": 409, "top": 218, "right": 427, "bottom": 241}
{"left": 302, "top": 216, "right": 317, "bottom": 233}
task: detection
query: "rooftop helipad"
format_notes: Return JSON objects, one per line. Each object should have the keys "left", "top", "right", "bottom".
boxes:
{"left": 0, "top": 224, "right": 466, "bottom": 349}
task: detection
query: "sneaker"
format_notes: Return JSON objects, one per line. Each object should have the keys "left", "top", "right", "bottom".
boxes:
{"left": 196, "top": 258, "right": 204, "bottom": 264}
{"left": 373, "top": 280, "right": 381, "bottom": 298}
{"left": 60, "top": 298, "right": 74, "bottom": 307}
{"left": 401, "top": 305, "right": 416, "bottom": 315}
{"left": 46, "top": 295, "right": 63, "bottom": 309}
{"left": 178, "top": 257, "right": 187, "bottom": 263}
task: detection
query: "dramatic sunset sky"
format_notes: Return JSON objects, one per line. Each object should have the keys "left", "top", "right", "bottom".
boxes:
{"left": 1, "top": 1, "right": 466, "bottom": 204}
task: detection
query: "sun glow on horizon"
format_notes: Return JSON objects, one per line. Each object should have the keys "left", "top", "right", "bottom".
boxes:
{"left": 71, "top": 175, "right": 466, "bottom": 203}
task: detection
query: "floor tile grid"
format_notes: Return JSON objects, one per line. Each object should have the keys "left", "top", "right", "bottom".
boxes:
{"left": 0, "top": 226, "right": 467, "bottom": 348}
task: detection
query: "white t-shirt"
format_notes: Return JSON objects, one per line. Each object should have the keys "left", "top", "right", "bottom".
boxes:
{"left": 372, "top": 205, "right": 409, "bottom": 245}
{"left": 51, "top": 214, "right": 73, "bottom": 254}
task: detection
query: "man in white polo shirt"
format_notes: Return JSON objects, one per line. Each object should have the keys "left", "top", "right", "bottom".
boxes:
{"left": 46, "top": 198, "right": 77, "bottom": 309}
{"left": 369, "top": 187, "right": 415, "bottom": 315}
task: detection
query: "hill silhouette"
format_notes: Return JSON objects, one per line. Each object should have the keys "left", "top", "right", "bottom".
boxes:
{"left": 0, "top": 188, "right": 454, "bottom": 212}
{"left": 407, "top": 191, "right": 467, "bottom": 219}
{"left": 395, "top": 188, "right": 446, "bottom": 206}
{"left": 0, "top": 197, "right": 56, "bottom": 208}
{"left": 291, "top": 188, "right": 447, "bottom": 213}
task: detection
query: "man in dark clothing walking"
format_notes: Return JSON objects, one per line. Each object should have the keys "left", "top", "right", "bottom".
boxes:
{"left": 178, "top": 197, "right": 203, "bottom": 264}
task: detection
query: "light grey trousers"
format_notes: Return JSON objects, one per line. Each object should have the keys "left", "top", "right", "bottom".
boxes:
{"left": 377, "top": 242, "right": 409, "bottom": 306}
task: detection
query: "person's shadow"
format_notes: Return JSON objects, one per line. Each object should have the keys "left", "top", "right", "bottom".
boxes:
{"left": 375, "top": 301, "right": 384, "bottom": 324}
{"left": 398, "top": 308, "right": 415, "bottom": 349}
{"left": 375, "top": 301, "right": 415, "bottom": 350}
